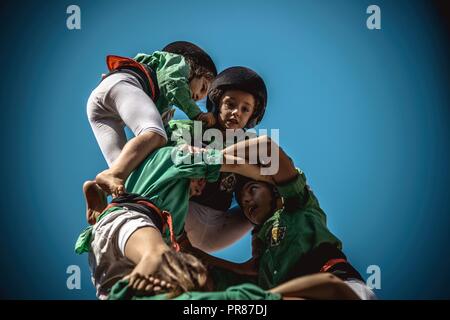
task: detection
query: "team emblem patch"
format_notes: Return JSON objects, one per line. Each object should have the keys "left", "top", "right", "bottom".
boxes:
{"left": 220, "top": 173, "right": 237, "bottom": 192}
{"left": 270, "top": 225, "right": 286, "bottom": 246}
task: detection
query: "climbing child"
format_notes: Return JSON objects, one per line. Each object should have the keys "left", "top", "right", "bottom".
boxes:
{"left": 76, "top": 144, "right": 271, "bottom": 299}
{"left": 87, "top": 41, "right": 217, "bottom": 197}
{"left": 182, "top": 136, "right": 376, "bottom": 300}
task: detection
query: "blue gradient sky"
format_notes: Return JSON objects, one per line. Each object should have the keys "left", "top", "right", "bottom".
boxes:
{"left": 0, "top": 0, "right": 449, "bottom": 299}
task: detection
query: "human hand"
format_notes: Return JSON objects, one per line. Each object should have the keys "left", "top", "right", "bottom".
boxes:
{"left": 196, "top": 112, "right": 216, "bottom": 128}
{"left": 123, "top": 273, "right": 173, "bottom": 296}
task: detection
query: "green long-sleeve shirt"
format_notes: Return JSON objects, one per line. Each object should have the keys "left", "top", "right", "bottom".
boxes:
{"left": 256, "top": 170, "right": 342, "bottom": 289}
{"left": 123, "top": 146, "right": 221, "bottom": 237}
{"left": 134, "top": 51, "right": 202, "bottom": 119}
{"left": 75, "top": 146, "right": 222, "bottom": 254}
{"left": 207, "top": 170, "right": 342, "bottom": 291}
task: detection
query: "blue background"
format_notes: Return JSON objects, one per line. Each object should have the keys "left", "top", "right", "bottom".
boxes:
{"left": 0, "top": 0, "right": 449, "bottom": 299}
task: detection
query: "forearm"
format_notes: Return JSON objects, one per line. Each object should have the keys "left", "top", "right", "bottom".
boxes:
{"left": 222, "top": 136, "right": 298, "bottom": 183}
{"left": 189, "top": 246, "right": 256, "bottom": 275}
{"left": 222, "top": 136, "right": 261, "bottom": 159}
{"left": 220, "top": 154, "right": 274, "bottom": 184}
{"left": 270, "top": 274, "right": 360, "bottom": 300}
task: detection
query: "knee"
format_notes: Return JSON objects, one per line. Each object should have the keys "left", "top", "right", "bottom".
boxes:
{"left": 140, "top": 130, "right": 167, "bottom": 148}
{"left": 153, "top": 132, "right": 168, "bottom": 147}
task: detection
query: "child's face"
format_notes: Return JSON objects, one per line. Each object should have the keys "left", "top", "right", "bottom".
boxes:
{"left": 189, "top": 178, "right": 207, "bottom": 197}
{"left": 239, "top": 181, "right": 273, "bottom": 225}
{"left": 218, "top": 90, "right": 256, "bottom": 130}
{"left": 189, "top": 76, "right": 211, "bottom": 101}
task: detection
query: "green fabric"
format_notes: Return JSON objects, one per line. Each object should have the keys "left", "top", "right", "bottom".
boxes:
{"left": 165, "top": 119, "right": 203, "bottom": 147}
{"left": 123, "top": 146, "right": 221, "bottom": 238}
{"left": 108, "top": 279, "right": 281, "bottom": 300}
{"left": 134, "top": 51, "right": 202, "bottom": 119}
{"left": 74, "top": 226, "right": 93, "bottom": 254}
{"left": 276, "top": 169, "right": 307, "bottom": 199}
{"left": 209, "top": 266, "right": 257, "bottom": 291}
{"left": 165, "top": 119, "right": 257, "bottom": 150}
{"left": 74, "top": 146, "right": 221, "bottom": 252}
{"left": 74, "top": 207, "right": 125, "bottom": 254}
{"left": 256, "top": 171, "right": 342, "bottom": 289}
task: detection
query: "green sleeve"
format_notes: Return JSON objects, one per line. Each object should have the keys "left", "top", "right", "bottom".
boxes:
{"left": 165, "top": 119, "right": 202, "bottom": 147}
{"left": 136, "top": 52, "right": 202, "bottom": 119}
{"left": 171, "top": 147, "right": 222, "bottom": 182}
{"left": 276, "top": 169, "right": 307, "bottom": 198}
{"left": 276, "top": 169, "right": 307, "bottom": 211}
{"left": 163, "top": 78, "right": 202, "bottom": 120}
{"left": 277, "top": 169, "right": 323, "bottom": 211}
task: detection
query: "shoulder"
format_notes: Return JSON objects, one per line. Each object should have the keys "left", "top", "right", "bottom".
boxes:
{"left": 155, "top": 51, "right": 188, "bottom": 70}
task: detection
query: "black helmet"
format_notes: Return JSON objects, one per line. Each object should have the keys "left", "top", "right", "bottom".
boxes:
{"left": 162, "top": 41, "right": 217, "bottom": 77}
{"left": 206, "top": 66, "right": 267, "bottom": 128}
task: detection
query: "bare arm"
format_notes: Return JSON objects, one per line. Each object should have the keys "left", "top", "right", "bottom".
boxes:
{"left": 269, "top": 273, "right": 360, "bottom": 300}
{"left": 219, "top": 153, "right": 274, "bottom": 184}
{"left": 196, "top": 249, "right": 258, "bottom": 276}
{"left": 179, "top": 234, "right": 258, "bottom": 276}
{"left": 222, "top": 136, "right": 298, "bottom": 184}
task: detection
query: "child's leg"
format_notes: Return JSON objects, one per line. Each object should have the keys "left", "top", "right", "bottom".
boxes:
{"left": 87, "top": 105, "right": 128, "bottom": 167}
{"left": 83, "top": 180, "right": 107, "bottom": 225}
{"left": 89, "top": 208, "right": 170, "bottom": 298}
{"left": 95, "top": 79, "right": 168, "bottom": 196}
{"left": 96, "top": 131, "right": 166, "bottom": 195}
{"left": 124, "top": 227, "right": 170, "bottom": 278}
{"left": 122, "top": 226, "right": 171, "bottom": 294}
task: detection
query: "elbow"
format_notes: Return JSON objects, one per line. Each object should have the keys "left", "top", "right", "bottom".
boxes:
{"left": 258, "top": 135, "right": 279, "bottom": 154}
{"left": 321, "top": 273, "right": 359, "bottom": 300}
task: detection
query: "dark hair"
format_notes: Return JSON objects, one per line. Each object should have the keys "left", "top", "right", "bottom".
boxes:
{"left": 154, "top": 250, "right": 207, "bottom": 298}
{"left": 162, "top": 41, "right": 217, "bottom": 82}
{"left": 234, "top": 179, "right": 280, "bottom": 226}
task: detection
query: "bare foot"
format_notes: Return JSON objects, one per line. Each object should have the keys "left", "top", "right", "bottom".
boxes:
{"left": 83, "top": 180, "right": 107, "bottom": 225}
{"left": 95, "top": 169, "right": 125, "bottom": 197}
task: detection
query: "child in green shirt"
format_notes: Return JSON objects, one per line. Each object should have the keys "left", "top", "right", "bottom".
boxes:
{"left": 183, "top": 136, "right": 376, "bottom": 299}
{"left": 77, "top": 144, "right": 271, "bottom": 299}
{"left": 165, "top": 66, "right": 269, "bottom": 254}
{"left": 87, "top": 41, "right": 217, "bottom": 199}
